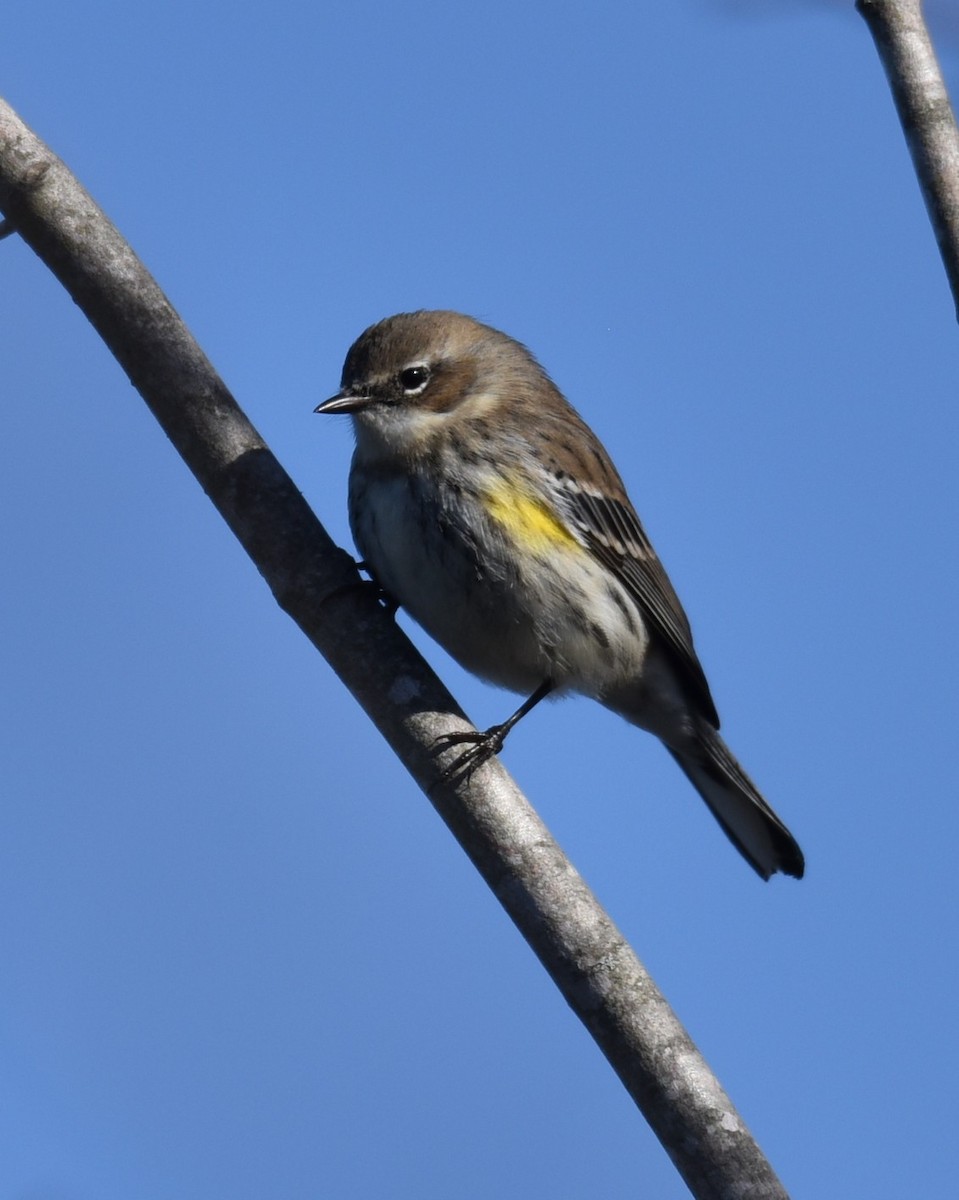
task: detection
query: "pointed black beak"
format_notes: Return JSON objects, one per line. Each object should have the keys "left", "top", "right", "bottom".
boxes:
{"left": 314, "top": 390, "right": 374, "bottom": 415}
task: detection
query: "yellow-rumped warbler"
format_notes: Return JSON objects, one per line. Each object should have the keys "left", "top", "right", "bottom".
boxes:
{"left": 316, "top": 311, "right": 803, "bottom": 880}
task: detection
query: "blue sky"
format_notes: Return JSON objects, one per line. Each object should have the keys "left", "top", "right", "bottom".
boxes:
{"left": 2, "top": 2, "right": 958, "bottom": 1197}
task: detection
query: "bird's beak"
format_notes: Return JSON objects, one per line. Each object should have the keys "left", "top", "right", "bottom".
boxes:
{"left": 314, "top": 390, "right": 373, "bottom": 415}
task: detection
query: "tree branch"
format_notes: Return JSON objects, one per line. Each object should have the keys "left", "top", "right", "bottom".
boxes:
{"left": 0, "top": 97, "right": 790, "bottom": 1200}
{"left": 858, "top": 0, "right": 959, "bottom": 319}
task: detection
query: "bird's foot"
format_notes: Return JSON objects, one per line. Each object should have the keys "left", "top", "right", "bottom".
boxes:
{"left": 355, "top": 560, "right": 399, "bottom": 615}
{"left": 434, "top": 723, "right": 510, "bottom": 781}
{"left": 321, "top": 560, "right": 398, "bottom": 615}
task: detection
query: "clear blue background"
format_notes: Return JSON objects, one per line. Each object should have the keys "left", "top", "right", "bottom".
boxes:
{"left": 2, "top": 2, "right": 958, "bottom": 1196}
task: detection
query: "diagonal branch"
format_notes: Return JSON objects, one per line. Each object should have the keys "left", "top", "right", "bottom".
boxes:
{"left": 858, "top": 0, "right": 959, "bottom": 319}
{"left": 0, "top": 97, "right": 790, "bottom": 1200}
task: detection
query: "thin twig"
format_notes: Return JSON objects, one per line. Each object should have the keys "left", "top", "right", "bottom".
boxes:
{"left": 858, "top": 0, "right": 959, "bottom": 319}
{"left": 0, "top": 97, "right": 791, "bottom": 1200}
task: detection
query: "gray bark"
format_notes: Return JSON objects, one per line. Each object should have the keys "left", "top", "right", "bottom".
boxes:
{"left": 858, "top": 0, "right": 959, "bottom": 318}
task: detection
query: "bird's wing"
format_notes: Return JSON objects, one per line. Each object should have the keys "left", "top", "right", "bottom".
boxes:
{"left": 557, "top": 474, "right": 720, "bottom": 728}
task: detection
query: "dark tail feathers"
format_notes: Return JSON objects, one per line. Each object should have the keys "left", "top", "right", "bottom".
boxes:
{"left": 668, "top": 729, "right": 804, "bottom": 880}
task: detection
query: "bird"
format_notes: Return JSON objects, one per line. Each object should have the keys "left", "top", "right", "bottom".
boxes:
{"left": 316, "top": 310, "right": 804, "bottom": 880}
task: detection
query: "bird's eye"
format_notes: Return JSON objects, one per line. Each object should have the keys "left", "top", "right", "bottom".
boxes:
{"left": 399, "top": 364, "right": 430, "bottom": 392}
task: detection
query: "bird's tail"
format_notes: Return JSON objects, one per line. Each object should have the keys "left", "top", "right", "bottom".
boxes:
{"left": 668, "top": 728, "right": 804, "bottom": 880}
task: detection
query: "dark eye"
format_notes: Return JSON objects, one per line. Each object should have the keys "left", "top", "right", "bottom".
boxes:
{"left": 399, "top": 364, "right": 430, "bottom": 392}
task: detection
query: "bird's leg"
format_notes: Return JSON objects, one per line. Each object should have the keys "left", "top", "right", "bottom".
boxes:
{"left": 436, "top": 680, "right": 555, "bottom": 778}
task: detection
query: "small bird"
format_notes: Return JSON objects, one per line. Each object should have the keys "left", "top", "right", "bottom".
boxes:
{"left": 316, "top": 311, "right": 804, "bottom": 880}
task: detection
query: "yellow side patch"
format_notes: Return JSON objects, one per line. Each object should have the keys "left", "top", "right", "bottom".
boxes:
{"left": 483, "top": 478, "right": 580, "bottom": 555}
